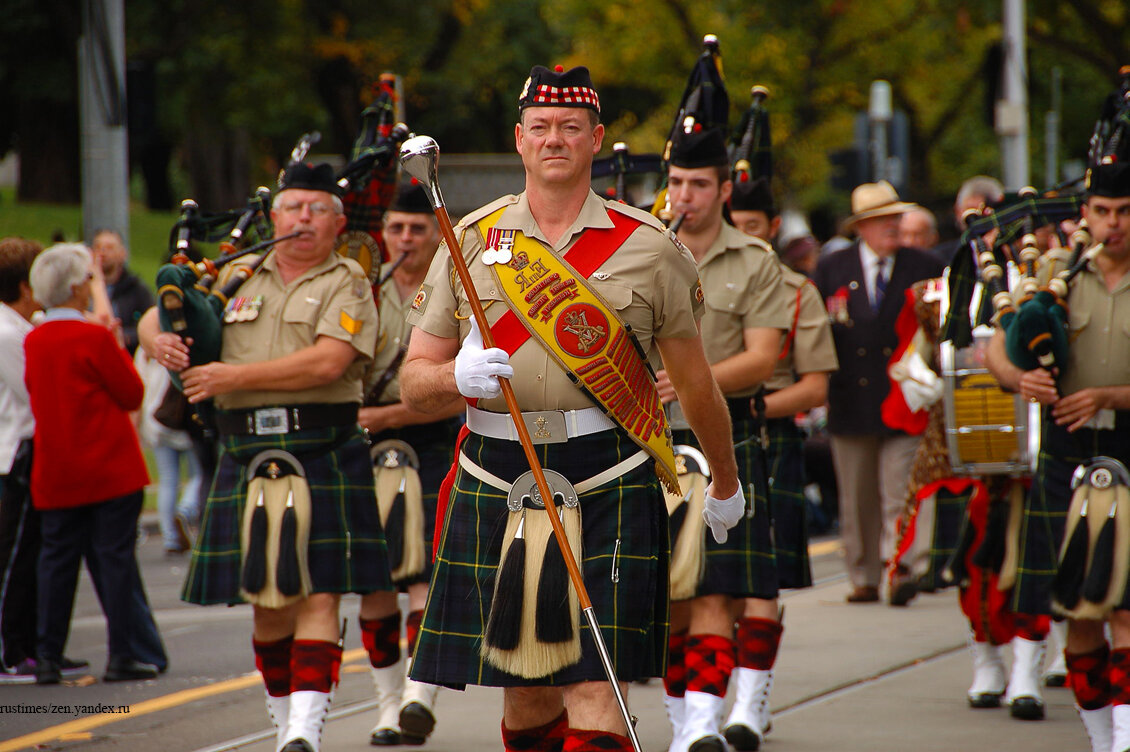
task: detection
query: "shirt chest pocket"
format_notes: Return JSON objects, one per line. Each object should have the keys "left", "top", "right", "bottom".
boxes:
{"left": 702, "top": 286, "right": 744, "bottom": 317}
{"left": 282, "top": 295, "right": 321, "bottom": 335}
{"left": 1068, "top": 309, "right": 1091, "bottom": 342}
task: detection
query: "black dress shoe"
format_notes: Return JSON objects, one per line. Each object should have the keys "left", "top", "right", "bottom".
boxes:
{"left": 370, "top": 728, "right": 401, "bottom": 746}
{"left": 1008, "top": 696, "right": 1045, "bottom": 720}
{"left": 104, "top": 658, "right": 158, "bottom": 682}
{"left": 845, "top": 585, "right": 879, "bottom": 603}
{"left": 280, "top": 740, "right": 315, "bottom": 752}
{"left": 36, "top": 659, "right": 61, "bottom": 685}
{"left": 888, "top": 572, "right": 919, "bottom": 607}
{"left": 399, "top": 702, "right": 436, "bottom": 745}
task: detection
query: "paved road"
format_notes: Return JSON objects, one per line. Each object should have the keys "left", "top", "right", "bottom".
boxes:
{"left": 0, "top": 523, "right": 1090, "bottom": 752}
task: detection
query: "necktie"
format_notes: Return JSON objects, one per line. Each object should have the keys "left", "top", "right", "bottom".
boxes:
{"left": 873, "top": 259, "right": 888, "bottom": 311}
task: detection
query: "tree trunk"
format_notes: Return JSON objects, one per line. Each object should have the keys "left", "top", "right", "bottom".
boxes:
{"left": 17, "top": 98, "right": 81, "bottom": 204}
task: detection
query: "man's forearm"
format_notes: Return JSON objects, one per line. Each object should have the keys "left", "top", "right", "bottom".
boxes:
{"left": 985, "top": 330, "right": 1024, "bottom": 392}
{"left": 360, "top": 396, "right": 464, "bottom": 432}
{"left": 711, "top": 350, "right": 775, "bottom": 395}
{"left": 678, "top": 380, "right": 740, "bottom": 494}
{"left": 763, "top": 372, "right": 828, "bottom": 419}
{"left": 400, "top": 358, "right": 462, "bottom": 413}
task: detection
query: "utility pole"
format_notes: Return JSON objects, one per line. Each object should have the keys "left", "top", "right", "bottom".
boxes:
{"left": 997, "top": 0, "right": 1029, "bottom": 189}
{"left": 79, "top": 0, "right": 130, "bottom": 246}
{"left": 1045, "top": 67, "right": 1062, "bottom": 188}
{"left": 868, "top": 80, "right": 892, "bottom": 183}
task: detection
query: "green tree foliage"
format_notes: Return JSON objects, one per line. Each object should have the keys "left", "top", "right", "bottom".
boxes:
{"left": 0, "top": 0, "right": 1122, "bottom": 217}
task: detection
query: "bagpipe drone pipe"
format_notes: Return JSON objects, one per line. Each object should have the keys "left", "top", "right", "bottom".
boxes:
{"left": 938, "top": 186, "right": 1089, "bottom": 381}
{"left": 941, "top": 66, "right": 1130, "bottom": 376}
{"left": 653, "top": 33, "right": 730, "bottom": 231}
{"left": 336, "top": 74, "right": 411, "bottom": 292}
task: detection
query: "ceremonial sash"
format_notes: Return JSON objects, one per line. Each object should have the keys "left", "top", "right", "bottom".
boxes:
{"left": 475, "top": 208, "right": 679, "bottom": 494}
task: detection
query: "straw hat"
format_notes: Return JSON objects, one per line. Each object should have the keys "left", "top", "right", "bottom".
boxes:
{"left": 845, "top": 180, "right": 917, "bottom": 228}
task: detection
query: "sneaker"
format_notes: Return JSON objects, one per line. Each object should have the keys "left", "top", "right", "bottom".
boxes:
{"left": 60, "top": 656, "right": 91, "bottom": 678}
{"left": 0, "top": 659, "right": 38, "bottom": 685}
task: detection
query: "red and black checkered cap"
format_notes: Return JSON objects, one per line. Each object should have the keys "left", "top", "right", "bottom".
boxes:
{"left": 518, "top": 65, "right": 600, "bottom": 114}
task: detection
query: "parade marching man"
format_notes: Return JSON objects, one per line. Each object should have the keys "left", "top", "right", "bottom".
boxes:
{"left": 986, "top": 157, "right": 1130, "bottom": 752}
{"left": 358, "top": 181, "right": 463, "bottom": 746}
{"left": 144, "top": 163, "right": 396, "bottom": 752}
{"left": 721, "top": 175, "right": 838, "bottom": 750}
{"left": 656, "top": 129, "right": 790, "bottom": 752}
{"left": 399, "top": 64, "right": 745, "bottom": 752}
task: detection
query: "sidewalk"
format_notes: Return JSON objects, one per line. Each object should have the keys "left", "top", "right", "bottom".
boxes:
{"left": 208, "top": 579, "right": 1088, "bottom": 752}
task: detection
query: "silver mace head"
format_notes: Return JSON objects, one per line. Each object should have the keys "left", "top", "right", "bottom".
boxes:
{"left": 399, "top": 136, "right": 444, "bottom": 210}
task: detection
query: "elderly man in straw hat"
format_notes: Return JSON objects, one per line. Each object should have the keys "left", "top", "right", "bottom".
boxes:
{"left": 812, "top": 181, "right": 945, "bottom": 604}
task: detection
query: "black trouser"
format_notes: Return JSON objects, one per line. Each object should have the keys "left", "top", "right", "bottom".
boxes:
{"left": 0, "top": 439, "right": 38, "bottom": 667}
{"left": 37, "top": 491, "right": 144, "bottom": 663}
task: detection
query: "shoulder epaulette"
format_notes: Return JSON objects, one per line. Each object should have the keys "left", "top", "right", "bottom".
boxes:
{"left": 606, "top": 199, "right": 664, "bottom": 231}
{"left": 456, "top": 194, "right": 520, "bottom": 229}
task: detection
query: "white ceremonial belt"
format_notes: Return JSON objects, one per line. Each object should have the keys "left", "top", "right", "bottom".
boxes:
{"left": 458, "top": 449, "right": 649, "bottom": 495}
{"left": 466, "top": 405, "right": 615, "bottom": 444}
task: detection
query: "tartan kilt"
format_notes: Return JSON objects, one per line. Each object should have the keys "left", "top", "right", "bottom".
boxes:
{"left": 672, "top": 410, "right": 778, "bottom": 601}
{"left": 410, "top": 428, "right": 669, "bottom": 688}
{"left": 182, "top": 424, "right": 392, "bottom": 605}
{"left": 764, "top": 417, "right": 812, "bottom": 589}
{"left": 915, "top": 481, "right": 977, "bottom": 592}
{"left": 371, "top": 416, "right": 461, "bottom": 587}
{"left": 1012, "top": 411, "right": 1130, "bottom": 616}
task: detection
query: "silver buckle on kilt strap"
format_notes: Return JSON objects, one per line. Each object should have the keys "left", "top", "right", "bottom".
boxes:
{"left": 506, "top": 469, "right": 580, "bottom": 512}
{"left": 252, "top": 407, "right": 290, "bottom": 435}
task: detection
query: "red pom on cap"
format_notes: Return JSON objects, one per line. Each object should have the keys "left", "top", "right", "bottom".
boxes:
{"left": 554, "top": 64, "right": 565, "bottom": 72}
{"left": 410, "top": 177, "right": 420, "bottom": 185}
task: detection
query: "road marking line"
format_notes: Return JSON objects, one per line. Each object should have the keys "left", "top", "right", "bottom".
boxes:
{"left": 0, "top": 648, "right": 367, "bottom": 752}
{"left": 4, "top": 536, "right": 845, "bottom": 752}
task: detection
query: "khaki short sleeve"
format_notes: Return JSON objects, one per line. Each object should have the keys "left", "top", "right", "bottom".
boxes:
{"left": 652, "top": 231, "right": 703, "bottom": 339}
{"left": 792, "top": 281, "right": 839, "bottom": 375}
{"left": 741, "top": 252, "right": 790, "bottom": 331}
{"left": 406, "top": 235, "right": 467, "bottom": 340}
{"left": 314, "top": 269, "right": 379, "bottom": 359}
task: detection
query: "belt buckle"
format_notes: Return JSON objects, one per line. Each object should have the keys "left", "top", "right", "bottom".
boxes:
{"left": 253, "top": 407, "right": 289, "bottom": 435}
{"left": 521, "top": 411, "right": 567, "bottom": 444}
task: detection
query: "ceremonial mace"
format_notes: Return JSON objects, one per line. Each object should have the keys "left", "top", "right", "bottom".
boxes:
{"left": 400, "top": 136, "right": 643, "bottom": 752}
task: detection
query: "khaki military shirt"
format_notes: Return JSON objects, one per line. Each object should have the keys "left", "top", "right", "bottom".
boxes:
{"left": 764, "top": 266, "right": 839, "bottom": 391}
{"left": 364, "top": 262, "right": 415, "bottom": 404}
{"left": 407, "top": 190, "right": 703, "bottom": 413}
{"left": 1058, "top": 255, "right": 1130, "bottom": 395}
{"left": 695, "top": 225, "right": 790, "bottom": 397}
{"left": 216, "top": 250, "right": 378, "bottom": 410}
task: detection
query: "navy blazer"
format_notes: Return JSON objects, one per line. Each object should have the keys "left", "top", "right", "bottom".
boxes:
{"left": 812, "top": 242, "right": 945, "bottom": 436}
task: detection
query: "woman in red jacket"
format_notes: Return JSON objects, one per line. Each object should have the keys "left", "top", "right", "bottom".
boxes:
{"left": 25, "top": 243, "right": 154, "bottom": 684}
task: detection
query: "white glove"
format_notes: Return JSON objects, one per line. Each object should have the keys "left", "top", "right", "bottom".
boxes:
{"left": 890, "top": 351, "right": 944, "bottom": 413}
{"left": 702, "top": 483, "right": 746, "bottom": 544}
{"left": 454, "top": 316, "right": 513, "bottom": 399}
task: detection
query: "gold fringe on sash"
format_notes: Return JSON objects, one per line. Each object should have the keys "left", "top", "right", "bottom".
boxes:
{"left": 481, "top": 472, "right": 583, "bottom": 679}
{"left": 240, "top": 468, "right": 313, "bottom": 609}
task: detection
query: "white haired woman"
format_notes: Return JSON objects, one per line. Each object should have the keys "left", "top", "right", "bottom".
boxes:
{"left": 24, "top": 244, "right": 156, "bottom": 684}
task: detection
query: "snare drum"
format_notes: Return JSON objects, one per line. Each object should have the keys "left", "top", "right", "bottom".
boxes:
{"left": 939, "top": 328, "right": 1039, "bottom": 476}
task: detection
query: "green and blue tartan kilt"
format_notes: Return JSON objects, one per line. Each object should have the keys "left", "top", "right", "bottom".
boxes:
{"left": 1012, "top": 411, "right": 1130, "bottom": 616}
{"left": 410, "top": 428, "right": 669, "bottom": 688}
{"left": 182, "top": 424, "right": 392, "bottom": 606}
{"left": 372, "top": 416, "right": 461, "bottom": 587}
{"left": 671, "top": 410, "right": 778, "bottom": 601}
{"left": 915, "top": 482, "right": 978, "bottom": 593}
{"left": 764, "top": 417, "right": 812, "bottom": 589}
